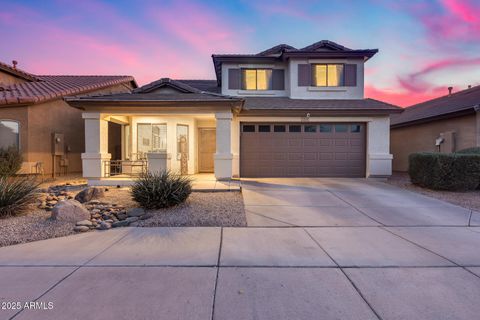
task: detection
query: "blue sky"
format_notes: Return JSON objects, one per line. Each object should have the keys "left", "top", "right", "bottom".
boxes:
{"left": 1, "top": 0, "right": 479, "bottom": 105}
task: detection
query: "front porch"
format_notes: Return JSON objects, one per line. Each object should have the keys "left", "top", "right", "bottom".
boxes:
{"left": 81, "top": 111, "right": 240, "bottom": 186}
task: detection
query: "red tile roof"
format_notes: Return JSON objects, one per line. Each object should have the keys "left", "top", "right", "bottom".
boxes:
{"left": 0, "top": 66, "right": 137, "bottom": 106}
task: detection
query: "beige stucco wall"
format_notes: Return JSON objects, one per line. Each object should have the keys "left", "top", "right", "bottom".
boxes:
{"left": 0, "top": 82, "right": 133, "bottom": 175}
{"left": 391, "top": 114, "right": 477, "bottom": 172}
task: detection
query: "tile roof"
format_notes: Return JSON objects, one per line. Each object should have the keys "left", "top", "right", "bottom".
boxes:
{"left": 0, "top": 71, "right": 137, "bottom": 106}
{"left": 0, "top": 61, "right": 39, "bottom": 82}
{"left": 391, "top": 85, "right": 480, "bottom": 127}
{"left": 243, "top": 97, "right": 402, "bottom": 112}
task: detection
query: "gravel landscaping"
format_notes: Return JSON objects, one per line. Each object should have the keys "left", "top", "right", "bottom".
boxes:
{"left": 0, "top": 182, "right": 246, "bottom": 247}
{"left": 387, "top": 172, "right": 480, "bottom": 211}
{"left": 137, "top": 192, "right": 246, "bottom": 227}
{"left": 0, "top": 206, "right": 75, "bottom": 247}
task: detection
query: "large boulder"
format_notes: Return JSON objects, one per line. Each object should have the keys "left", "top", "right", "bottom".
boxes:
{"left": 51, "top": 200, "right": 90, "bottom": 223}
{"left": 74, "top": 187, "right": 105, "bottom": 203}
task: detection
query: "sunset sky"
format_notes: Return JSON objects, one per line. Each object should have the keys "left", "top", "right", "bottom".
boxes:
{"left": 1, "top": 0, "right": 479, "bottom": 106}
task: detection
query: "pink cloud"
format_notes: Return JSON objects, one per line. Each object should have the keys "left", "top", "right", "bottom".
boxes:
{"left": 365, "top": 85, "right": 447, "bottom": 107}
{"left": 405, "top": 0, "right": 480, "bottom": 42}
{"left": 149, "top": 1, "right": 242, "bottom": 55}
{"left": 397, "top": 57, "right": 480, "bottom": 93}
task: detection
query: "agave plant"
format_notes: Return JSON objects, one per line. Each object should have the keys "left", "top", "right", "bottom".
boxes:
{"left": 0, "top": 175, "right": 39, "bottom": 217}
{"left": 131, "top": 171, "right": 192, "bottom": 209}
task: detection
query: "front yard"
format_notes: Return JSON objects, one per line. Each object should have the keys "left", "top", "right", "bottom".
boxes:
{"left": 0, "top": 180, "right": 246, "bottom": 247}
{"left": 387, "top": 172, "right": 480, "bottom": 211}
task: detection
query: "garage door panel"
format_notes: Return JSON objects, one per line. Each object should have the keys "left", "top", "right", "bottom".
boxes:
{"left": 241, "top": 122, "right": 366, "bottom": 177}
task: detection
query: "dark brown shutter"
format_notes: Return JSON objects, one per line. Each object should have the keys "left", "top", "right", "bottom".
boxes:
{"left": 344, "top": 64, "right": 357, "bottom": 86}
{"left": 272, "top": 69, "right": 285, "bottom": 90}
{"left": 298, "top": 64, "right": 312, "bottom": 87}
{"left": 228, "top": 69, "right": 241, "bottom": 90}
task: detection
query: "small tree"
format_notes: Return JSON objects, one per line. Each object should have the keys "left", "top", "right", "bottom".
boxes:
{"left": 0, "top": 146, "right": 23, "bottom": 177}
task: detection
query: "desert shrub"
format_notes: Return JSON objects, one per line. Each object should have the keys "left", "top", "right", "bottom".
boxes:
{"left": 408, "top": 152, "right": 480, "bottom": 191}
{"left": 0, "top": 175, "right": 39, "bottom": 217}
{"left": 455, "top": 147, "right": 480, "bottom": 155}
{"left": 131, "top": 171, "right": 192, "bottom": 209}
{"left": 0, "top": 146, "right": 22, "bottom": 177}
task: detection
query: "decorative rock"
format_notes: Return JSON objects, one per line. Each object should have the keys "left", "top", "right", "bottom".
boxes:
{"left": 74, "top": 226, "right": 89, "bottom": 232}
{"left": 116, "top": 213, "right": 127, "bottom": 220}
{"left": 129, "top": 221, "right": 140, "bottom": 227}
{"left": 126, "top": 216, "right": 139, "bottom": 223}
{"left": 98, "top": 221, "right": 111, "bottom": 230}
{"left": 140, "top": 213, "right": 154, "bottom": 220}
{"left": 76, "top": 220, "right": 93, "bottom": 227}
{"left": 74, "top": 187, "right": 105, "bottom": 203}
{"left": 51, "top": 200, "right": 90, "bottom": 223}
{"left": 112, "top": 220, "right": 129, "bottom": 228}
{"left": 127, "top": 208, "right": 146, "bottom": 218}
{"left": 89, "top": 200, "right": 101, "bottom": 205}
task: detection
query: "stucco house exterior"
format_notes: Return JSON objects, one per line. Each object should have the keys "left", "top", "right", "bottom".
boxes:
{"left": 391, "top": 85, "right": 480, "bottom": 172}
{"left": 0, "top": 61, "right": 137, "bottom": 175}
{"left": 66, "top": 40, "right": 402, "bottom": 185}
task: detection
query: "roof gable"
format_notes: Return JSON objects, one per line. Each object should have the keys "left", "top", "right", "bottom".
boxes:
{"left": 134, "top": 78, "right": 201, "bottom": 94}
{"left": 257, "top": 44, "right": 297, "bottom": 56}
{"left": 300, "top": 40, "right": 352, "bottom": 52}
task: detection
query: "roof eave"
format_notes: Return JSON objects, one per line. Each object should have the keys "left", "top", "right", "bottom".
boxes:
{"left": 391, "top": 107, "right": 477, "bottom": 129}
{"left": 239, "top": 108, "right": 401, "bottom": 117}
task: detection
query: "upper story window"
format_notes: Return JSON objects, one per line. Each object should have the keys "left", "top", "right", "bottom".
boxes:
{"left": 242, "top": 69, "right": 273, "bottom": 90}
{"left": 0, "top": 120, "right": 20, "bottom": 150}
{"left": 312, "top": 64, "right": 345, "bottom": 87}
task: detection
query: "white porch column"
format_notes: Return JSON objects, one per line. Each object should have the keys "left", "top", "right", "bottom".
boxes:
{"left": 367, "top": 116, "right": 393, "bottom": 178}
{"left": 214, "top": 111, "right": 233, "bottom": 180}
{"left": 81, "top": 113, "right": 111, "bottom": 179}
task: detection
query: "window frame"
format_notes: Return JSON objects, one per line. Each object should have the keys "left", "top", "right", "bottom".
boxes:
{"left": 136, "top": 123, "right": 168, "bottom": 157}
{"left": 0, "top": 119, "right": 20, "bottom": 150}
{"left": 241, "top": 68, "right": 273, "bottom": 91}
{"left": 311, "top": 63, "right": 345, "bottom": 87}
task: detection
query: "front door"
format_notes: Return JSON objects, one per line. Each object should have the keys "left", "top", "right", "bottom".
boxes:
{"left": 198, "top": 128, "right": 216, "bottom": 173}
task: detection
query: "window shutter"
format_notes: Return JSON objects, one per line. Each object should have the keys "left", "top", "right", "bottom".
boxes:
{"left": 298, "top": 64, "right": 311, "bottom": 87}
{"left": 272, "top": 69, "right": 285, "bottom": 90}
{"left": 228, "top": 69, "right": 241, "bottom": 90}
{"left": 344, "top": 64, "right": 357, "bottom": 87}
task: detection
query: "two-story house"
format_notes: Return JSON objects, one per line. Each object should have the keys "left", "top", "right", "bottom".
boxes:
{"left": 66, "top": 40, "right": 402, "bottom": 185}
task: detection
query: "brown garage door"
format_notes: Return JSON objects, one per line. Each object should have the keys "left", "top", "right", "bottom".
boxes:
{"left": 240, "top": 123, "right": 366, "bottom": 177}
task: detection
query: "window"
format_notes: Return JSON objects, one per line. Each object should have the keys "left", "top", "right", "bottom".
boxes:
{"left": 258, "top": 125, "right": 271, "bottom": 132}
{"left": 319, "top": 124, "right": 332, "bottom": 133}
{"left": 0, "top": 120, "right": 19, "bottom": 150}
{"left": 274, "top": 125, "right": 286, "bottom": 132}
{"left": 312, "top": 64, "right": 344, "bottom": 87}
{"left": 137, "top": 123, "right": 167, "bottom": 157}
{"left": 177, "top": 125, "right": 189, "bottom": 160}
{"left": 242, "top": 69, "right": 273, "bottom": 90}
{"left": 335, "top": 124, "right": 348, "bottom": 133}
{"left": 351, "top": 124, "right": 361, "bottom": 133}
{"left": 304, "top": 125, "right": 317, "bottom": 133}
{"left": 242, "top": 125, "right": 255, "bottom": 132}
{"left": 289, "top": 125, "right": 301, "bottom": 132}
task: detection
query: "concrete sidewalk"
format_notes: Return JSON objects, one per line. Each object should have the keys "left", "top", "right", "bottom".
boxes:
{"left": 1, "top": 178, "right": 480, "bottom": 320}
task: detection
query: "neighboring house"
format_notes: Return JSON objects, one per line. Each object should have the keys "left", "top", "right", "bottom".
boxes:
{"left": 391, "top": 86, "right": 480, "bottom": 172}
{"left": 66, "top": 40, "right": 402, "bottom": 185}
{"left": 0, "top": 61, "right": 137, "bottom": 175}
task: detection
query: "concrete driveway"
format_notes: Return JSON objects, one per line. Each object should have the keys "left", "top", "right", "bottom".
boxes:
{"left": 1, "top": 178, "right": 480, "bottom": 320}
